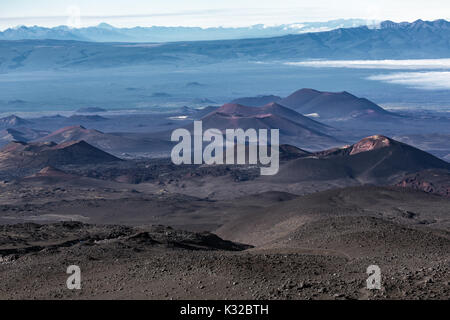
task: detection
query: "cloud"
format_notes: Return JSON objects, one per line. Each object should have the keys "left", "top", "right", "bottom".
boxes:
{"left": 367, "top": 71, "right": 450, "bottom": 90}
{"left": 285, "top": 59, "right": 450, "bottom": 90}
{"left": 285, "top": 59, "right": 450, "bottom": 70}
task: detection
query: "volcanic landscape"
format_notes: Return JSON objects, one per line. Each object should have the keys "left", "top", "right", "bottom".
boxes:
{"left": 0, "top": 86, "right": 449, "bottom": 300}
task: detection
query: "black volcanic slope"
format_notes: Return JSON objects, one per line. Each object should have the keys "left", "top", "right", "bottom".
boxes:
{"left": 272, "top": 135, "right": 450, "bottom": 184}
{"left": 396, "top": 169, "right": 450, "bottom": 197}
{"left": 279, "top": 144, "right": 312, "bottom": 161}
{"left": 0, "top": 223, "right": 251, "bottom": 254}
{"left": 216, "top": 185, "right": 450, "bottom": 247}
{"left": 279, "top": 88, "right": 395, "bottom": 120}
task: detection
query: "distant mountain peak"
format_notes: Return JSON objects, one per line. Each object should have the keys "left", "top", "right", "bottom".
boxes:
{"left": 379, "top": 19, "right": 450, "bottom": 30}
{"left": 0, "top": 115, "right": 31, "bottom": 127}
{"left": 97, "top": 23, "right": 115, "bottom": 29}
{"left": 280, "top": 88, "right": 393, "bottom": 120}
{"left": 296, "top": 88, "right": 321, "bottom": 93}
{"left": 3, "top": 115, "right": 21, "bottom": 120}
{"left": 0, "top": 140, "right": 121, "bottom": 171}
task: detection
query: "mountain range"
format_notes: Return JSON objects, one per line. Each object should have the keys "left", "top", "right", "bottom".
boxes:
{"left": 0, "top": 19, "right": 370, "bottom": 42}
{"left": 0, "top": 19, "right": 449, "bottom": 72}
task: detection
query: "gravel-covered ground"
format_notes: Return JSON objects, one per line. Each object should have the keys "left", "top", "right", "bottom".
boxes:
{"left": 0, "top": 221, "right": 448, "bottom": 300}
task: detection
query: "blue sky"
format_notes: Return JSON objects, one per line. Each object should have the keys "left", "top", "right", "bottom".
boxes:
{"left": 1, "top": 0, "right": 449, "bottom": 30}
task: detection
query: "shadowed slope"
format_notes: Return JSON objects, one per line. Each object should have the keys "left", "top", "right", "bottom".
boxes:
{"left": 273, "top": 135, "right": 450, "bottom": 184}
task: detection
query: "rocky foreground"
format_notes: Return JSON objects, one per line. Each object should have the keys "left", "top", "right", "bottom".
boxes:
{"left": 0, "top": 221, "right": 448, "bottom": 300}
